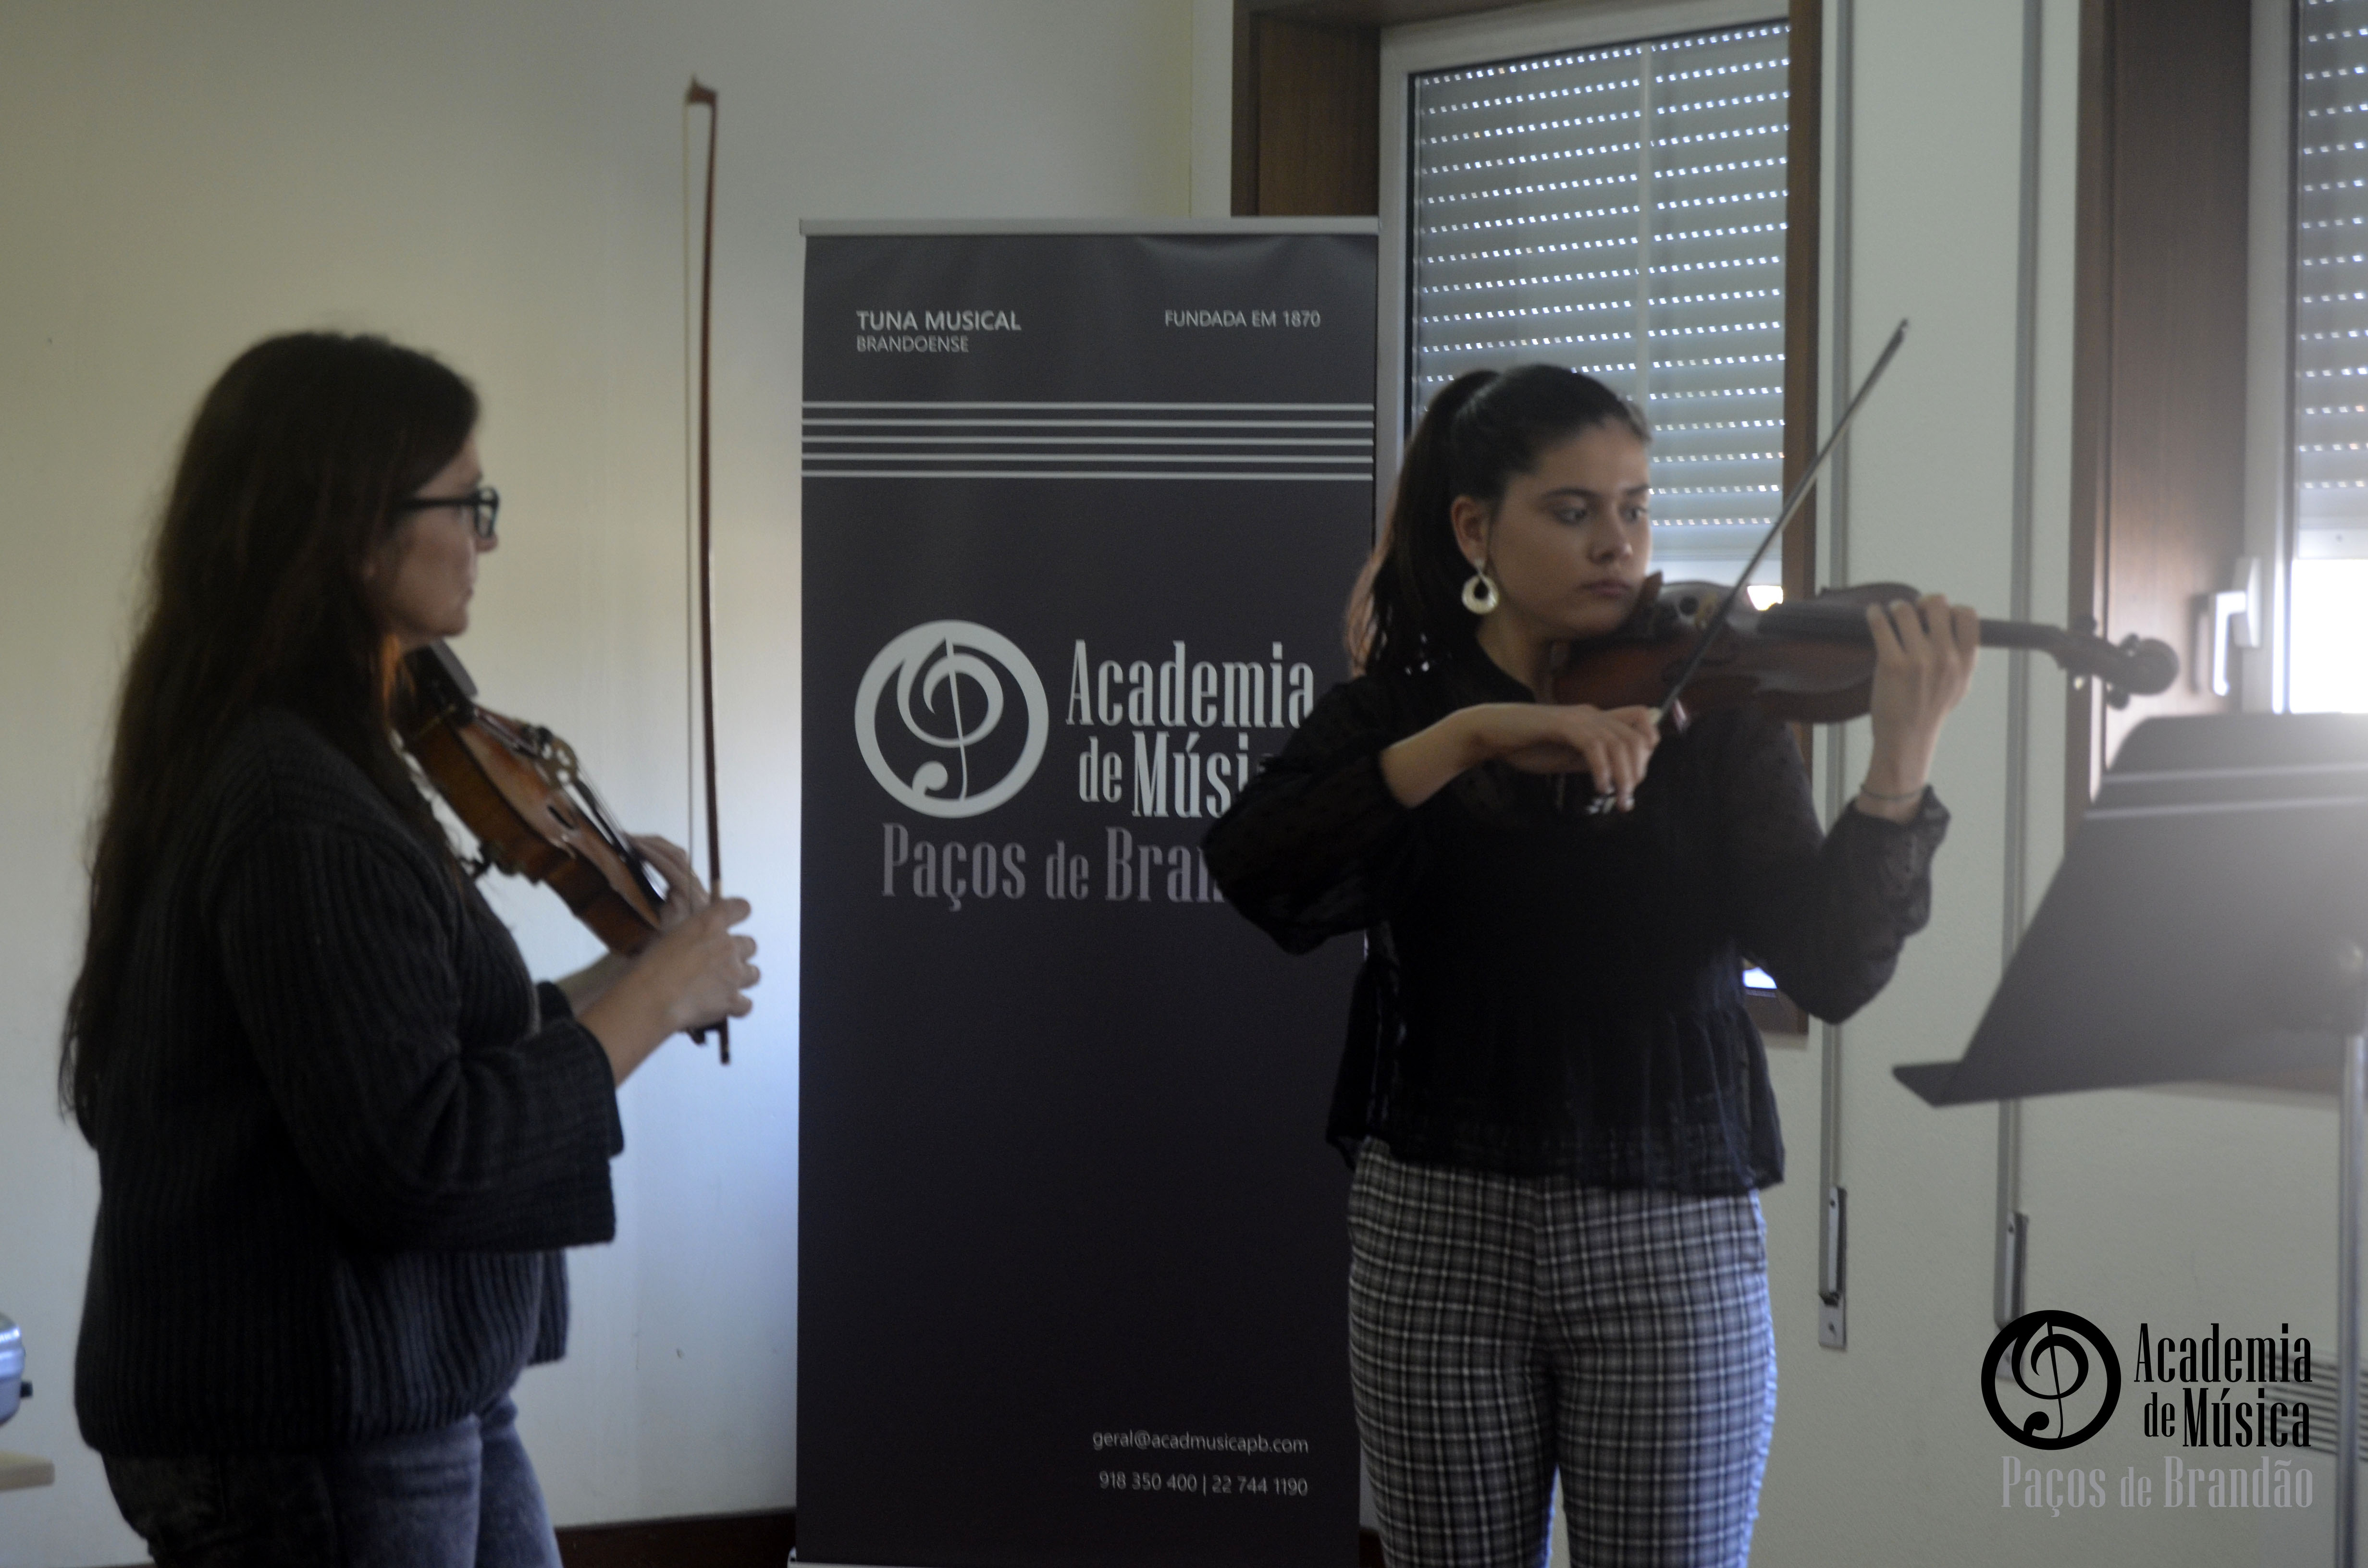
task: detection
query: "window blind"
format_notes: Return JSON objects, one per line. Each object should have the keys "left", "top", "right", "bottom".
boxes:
{"left": 1407, "top": 19, "right": 1790, "bottom": 581}
{"left": 2297, "top": 0, "right": 2368, "bottom": 560}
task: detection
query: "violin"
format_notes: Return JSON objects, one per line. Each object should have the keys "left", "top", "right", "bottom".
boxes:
{"left": 1538, "top": 318, "right": 2180, "bottom": 806}
{"left": 394, "top": 641, "right": 716, "bottom": 1052}
{"left": 1552, "top": 575, "right": 2181, "bottom": 725}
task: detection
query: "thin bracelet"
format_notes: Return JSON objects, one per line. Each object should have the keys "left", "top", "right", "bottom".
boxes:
{"left": 1856, "top": 782, "right": 1925, "bottom": 802}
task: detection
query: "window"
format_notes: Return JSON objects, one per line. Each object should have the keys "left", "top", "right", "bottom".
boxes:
{"left": 1381, "top": 2, "right": 1804, "bottom": 1037}
{"left": 1399, "top": 15, "right": 1791, "bottom": 589}
{"left": 2291, "top": 0, "right": 2368, "bottom": 712}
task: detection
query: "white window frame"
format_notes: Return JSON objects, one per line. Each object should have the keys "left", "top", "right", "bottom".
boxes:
{"left": 2243, "top": 0, "right": 2293, "bottom": 712}
{"left": 1376, "top": 0, "right": 1791, "bottom": 502}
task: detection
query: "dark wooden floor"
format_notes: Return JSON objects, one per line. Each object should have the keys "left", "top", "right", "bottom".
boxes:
{"left": 556, "top": 1508, "right": 797, "bottom": 1568}
{"left": 553, "top": 1510, "right": 1388, "bottom": 1567}
{"left": 113, "top": 1507, "right": 1381, "bottom": 1566}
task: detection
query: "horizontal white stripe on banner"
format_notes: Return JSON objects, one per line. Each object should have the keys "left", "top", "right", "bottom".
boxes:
{"left": 796, "top": 216, "right": 1378, "bottom": 235}
{"left": 804, "top": 417, "right": 1371, "bottom": 429}
{"left": 800, "top": 469, "right": 1374, "bottom": 481}
{"left": 804, "top": 452, "right": 1371, "bottom": 465}
{"left": 802, "top": 434, "right": 1373, "bottom": 446}
{"left": 802, "top": 400, "right": 1376, "bottom": 410}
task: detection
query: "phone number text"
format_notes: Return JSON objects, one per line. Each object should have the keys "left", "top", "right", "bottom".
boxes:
{"left": 1098, "top": 1470, "right": 1309, "bottom": 1497}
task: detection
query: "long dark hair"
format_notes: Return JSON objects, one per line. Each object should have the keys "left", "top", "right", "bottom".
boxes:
{"left": 1350, "top": 366, "right": 1650, "bottom": 676}
{"left": 62, "top": 332, "right": 478, "bottom": 1131}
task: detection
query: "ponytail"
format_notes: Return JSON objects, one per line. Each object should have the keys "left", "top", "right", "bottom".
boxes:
{"left": 1348, "top": 370, "right": 1498, "bottom": 675}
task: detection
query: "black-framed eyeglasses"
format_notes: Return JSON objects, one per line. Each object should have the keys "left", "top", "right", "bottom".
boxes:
{"left": 395, "top": 485, "right": 500, "bottom": 541}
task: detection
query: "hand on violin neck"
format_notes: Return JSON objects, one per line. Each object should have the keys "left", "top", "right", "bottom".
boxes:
{"left": 1855, "top": 593, "right": 1979, "bottom": 822}
{"left": 1380, "top": 701, "right": 1658, "bottom": 810}
{"left": 579, "top": 895, "right": 759, "bottom": 1085}
{"left": 630, "top": 833, "right": 712, "bottom": 926}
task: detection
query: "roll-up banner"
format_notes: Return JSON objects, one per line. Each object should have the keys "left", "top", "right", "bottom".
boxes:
{"left": 797, "top": 221, "right": 1376, "bottom": 1568}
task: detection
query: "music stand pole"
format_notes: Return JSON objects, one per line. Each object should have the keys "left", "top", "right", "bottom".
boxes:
{"left": 2343, "top": 1017, "right": 2365, "bottom": 1568}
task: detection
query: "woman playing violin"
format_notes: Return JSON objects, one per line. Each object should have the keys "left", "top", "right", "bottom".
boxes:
{"left": 61, "top": 332, "right": 758, "bottom": 1567}
{"left": 1204, "top": 366, "right": 1977, "bottom": 1567}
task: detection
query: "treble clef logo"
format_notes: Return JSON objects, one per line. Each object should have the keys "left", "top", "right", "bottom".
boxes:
{"left": 854, "top": 621, "right": 1048, "bottom": 819}
{"left": 1982, "top": 1309, "right": 2121, "bottom": 1449}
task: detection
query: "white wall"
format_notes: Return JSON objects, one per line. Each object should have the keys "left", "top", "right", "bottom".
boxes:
{"left": 1754, "top": 3, "right": 2335, "bottom": 1566}
{"left": 0, "top": 4, "right": 1208, "bottom": 1563}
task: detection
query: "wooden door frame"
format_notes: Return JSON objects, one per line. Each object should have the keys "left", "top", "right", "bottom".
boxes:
{"left": 2066, "top": 0, "right": 2254, "bottom": 836}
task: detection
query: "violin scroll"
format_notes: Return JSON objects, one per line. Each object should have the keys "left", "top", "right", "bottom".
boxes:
{"left": 2101, "top": 633, "right": 2179, "bottom": 709}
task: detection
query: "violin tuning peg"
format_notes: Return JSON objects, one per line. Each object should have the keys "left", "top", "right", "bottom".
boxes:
{"left": 2105, "top": 684, "right": 2132, "bottom": 711}
{"left": 2071, "top": 613, "right": 2098, "bottom": 637}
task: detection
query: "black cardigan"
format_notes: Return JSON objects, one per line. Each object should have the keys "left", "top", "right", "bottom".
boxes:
{"left": 1203, "top": 659, "right": 1948, "bottom": 1191}
{"left": 75, "top": 709, "right": 624, "bottom": 1455}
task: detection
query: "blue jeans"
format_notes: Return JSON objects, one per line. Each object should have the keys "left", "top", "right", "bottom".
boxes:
{"left": 103, "top": 1395, "right": 561, "bottom": 1568}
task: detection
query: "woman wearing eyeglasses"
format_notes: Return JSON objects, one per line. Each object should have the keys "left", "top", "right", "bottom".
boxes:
{"left": 62, "top": 332, "right": 759, "bottom": 1568}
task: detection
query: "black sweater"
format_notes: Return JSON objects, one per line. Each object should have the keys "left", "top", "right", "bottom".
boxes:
{"left": 75, "top": 710, "right": 625, "bottom": 1455}
{"left": 1203, "top": 659, "right": 1948, "bottom": 1190}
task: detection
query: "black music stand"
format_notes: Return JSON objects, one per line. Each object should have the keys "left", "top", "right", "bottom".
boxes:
{"left": 1898, "top": 713, "right": 2368, "bottom": 1567}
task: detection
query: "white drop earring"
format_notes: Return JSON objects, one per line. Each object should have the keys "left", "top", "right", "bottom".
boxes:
{"left": 1461, "top": 564, "right": 1501, "bottom": 616}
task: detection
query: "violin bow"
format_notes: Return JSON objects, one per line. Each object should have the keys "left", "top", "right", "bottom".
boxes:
{"left": 1647, "top": 317, "right": 1910, "bottom": 728}
{"left": 688, "top": 77, "right": 728, "bottom": 1063}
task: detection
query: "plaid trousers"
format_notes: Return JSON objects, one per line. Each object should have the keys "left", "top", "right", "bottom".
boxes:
{"left": 1347, "top": 1144, "right": 1776, "bottom": 1568}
